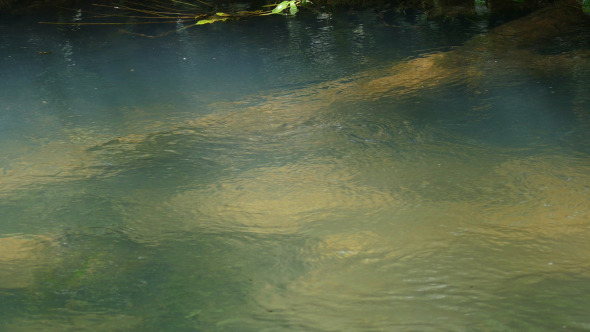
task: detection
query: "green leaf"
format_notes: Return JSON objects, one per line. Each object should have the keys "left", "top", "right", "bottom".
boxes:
{"left": 289, "top": 1, "right": 299, "bottom": 15}
{"left": 272, "top": 1, "right": 290, "bottom": 14}
{"left": 216, "top": 12, "right": 230, "bottom": 17}
{"left": 196, "top": 19, "right": 216, "bottom": 25}
{"left": 196, "top": 17, "right": 228, "bottom": 25}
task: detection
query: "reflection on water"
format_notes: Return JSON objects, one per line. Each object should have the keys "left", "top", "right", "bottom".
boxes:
{"left": 1, "top": 4, "right": 589, "bottom": 331}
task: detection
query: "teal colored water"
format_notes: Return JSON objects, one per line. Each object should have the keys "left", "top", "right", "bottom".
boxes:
{"left": 1, "top": 5, "right": 589, "bottom": 331}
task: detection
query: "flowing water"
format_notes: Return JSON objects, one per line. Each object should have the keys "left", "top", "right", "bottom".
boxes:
{"left": 1, "top": 5, "right": 589, "bottom": 331}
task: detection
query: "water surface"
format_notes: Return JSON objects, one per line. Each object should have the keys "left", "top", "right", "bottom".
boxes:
{"left": 1, "top": 5, "right": 589, "bottom": 331}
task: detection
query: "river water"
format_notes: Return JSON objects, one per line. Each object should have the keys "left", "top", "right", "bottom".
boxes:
{"left": 1, "top": 4, "right": 589, "bottom": 331}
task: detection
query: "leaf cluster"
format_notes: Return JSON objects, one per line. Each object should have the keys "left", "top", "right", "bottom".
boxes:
{"left": 270, "top": 0, "right": 311, "bottom": 15}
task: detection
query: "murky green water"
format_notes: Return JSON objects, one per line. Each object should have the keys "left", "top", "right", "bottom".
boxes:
{"left": 1, "top": 4, "right": 589, "bottom": 331}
